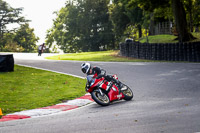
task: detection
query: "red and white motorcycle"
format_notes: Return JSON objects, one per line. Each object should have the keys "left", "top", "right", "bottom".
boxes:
{"left": 85, "top": 70, "right": 133, "bottom": 106}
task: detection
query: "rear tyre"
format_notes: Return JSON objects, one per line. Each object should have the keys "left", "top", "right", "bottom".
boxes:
{"left": 121, "top": 85, "right": 133, "bottom": 101}
{"left": 91, "top": 90, "right": 110, "bottom": 106}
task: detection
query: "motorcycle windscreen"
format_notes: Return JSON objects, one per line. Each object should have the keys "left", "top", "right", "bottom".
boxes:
{"left": 87, "top": 75, "right": 94, "bottom": 82}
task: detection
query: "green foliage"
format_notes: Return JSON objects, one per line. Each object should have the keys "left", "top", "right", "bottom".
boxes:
{"left": 109, "top": 0, "right": 145, "bottom": 42}
{"left": 153, "top": 6, "right": 173, "bottom": 21}
{"left": 137, "top": 0, "right": 196, "bottom": 42}
{"left": 109, "top": 1, "right": 130, "bottom": 41}
{"left": 3, "top": 33, "right": 24, "bottom": 52}
{"left": 0, "top": 0, "right": 38, "bottom": 52}
{"left": 46, "top": 0, "right": 115, "bottom": 53}
{"left": 0, "top": 65, "right": 86, "bottom": 115}
{"left": 1, "top": 0, "right": 199, "bottom": 52}
{"left": 14, "top": 23, "right": 39, "bottom": 52}
{"left": 136, "top": 0, "right": 170, "bottom": 12}
{"left": 184, "top": 0, "right": 200, "bottom": 28}
{"left": 0, "top": 0, "right": 27, "bottom": 37}
{"left": 193, "top": 0, "right": 200, "bottom": 27}
{"left": 1, "top": 23, "right": 39, "bottom": 52}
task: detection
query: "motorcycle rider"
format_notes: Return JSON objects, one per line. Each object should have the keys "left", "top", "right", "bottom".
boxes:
{"left": 81, "top": 62, "right": 123, "bottom": 90}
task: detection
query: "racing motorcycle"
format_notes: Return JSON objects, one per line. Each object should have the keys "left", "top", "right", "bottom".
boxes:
{"left": 85, "top": 70, "right": 133, "bottom": 106}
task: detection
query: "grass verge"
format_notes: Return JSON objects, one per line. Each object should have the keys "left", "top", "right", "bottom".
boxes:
{"left": 46, "top": 50, "right": 154, "bottom": 62}
{"left": 139, "top": 34, "right": 177, "bottom": 43}
{"left": 139, "top": 32, "right": 200, "bottom": 43}
{"left": 0, "top": 65, "right": 86, "bottom": 115}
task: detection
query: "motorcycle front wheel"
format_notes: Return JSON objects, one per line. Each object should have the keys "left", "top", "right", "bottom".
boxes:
{"left": 91, "top": 90, "right": 110, "bottom": 106}
{"left": 121, "top": 85, "right": 133, "bottom": 101}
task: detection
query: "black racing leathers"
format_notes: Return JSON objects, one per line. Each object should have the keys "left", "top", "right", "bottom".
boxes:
{"left": 88, "top": 66, "right": 122, "bottom": 89}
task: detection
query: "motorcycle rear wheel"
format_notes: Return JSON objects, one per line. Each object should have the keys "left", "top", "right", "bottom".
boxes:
{"left": 91, "top": 90, "right": 110, "bottom": 106}
{"left": 121, "top": 85, "right": 133, "bottom": 101}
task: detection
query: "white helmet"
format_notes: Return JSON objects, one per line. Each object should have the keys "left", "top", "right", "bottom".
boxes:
{"left": 81, "top": 63, "right": 91, "bottom": 74}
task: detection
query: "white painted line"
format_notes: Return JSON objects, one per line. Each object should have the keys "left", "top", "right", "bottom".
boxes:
{"left": 57, "top": 99, "right": 93, "bottom": 106}
{"left": 12, "top": 109, "right": 61, "bottom": 117}
{"left": 16, "top": 64, "right": 85, "bottom": 79}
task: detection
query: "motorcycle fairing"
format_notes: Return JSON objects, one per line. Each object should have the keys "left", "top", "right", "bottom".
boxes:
{"left": 108, "top": 85, "right": 125, "bottom": 101}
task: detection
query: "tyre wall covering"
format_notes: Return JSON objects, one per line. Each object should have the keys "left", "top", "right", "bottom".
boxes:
{"left": 0, "top": 54, "right": 14, "bottom": 72}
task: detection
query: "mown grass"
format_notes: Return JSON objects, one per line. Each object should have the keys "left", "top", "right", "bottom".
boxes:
{"left": 46, "top": 50, "right": 153, "bottom": 62}
{"left": 0, "top": 65, "right": 86, "bottom": 115}
{"left": 139, "top": 34, "right": 177, "bottom": 43}
{"left": 139, "top": 32, "right": 200, "bottom": 43}
{"left": 193, "top": 32, "right": 200, "bottom": 42}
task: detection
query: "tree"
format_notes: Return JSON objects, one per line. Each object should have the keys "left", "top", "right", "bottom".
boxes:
{"left": 83, "top": 0, "right": 114, "bottom": 51}
{"left": 3, "top": 32, "right": 24, "bottom": 52}
{"left": 184, "top": 0, "right": 200, "bottom": 32}
{"left": 184, "top": 0, "right": 194, "bottom": 32}
{"left": 46, "top": 0, "right": 114, "bottom": 53}
{"left": 137, "top": 0, "right": 195, "bottom": 42}
{"left": 46, "top": 4, "right": 81, "bottom": 53}
{"left": 109, "top": 1, "right": 130, "bottom": 41}
{"left": 14, "top": 23, "right": 39, "bottom": 52}
{"left": 0, "top": 0, "right": 27, "bottom": 50}
{"left": 110, "top": 0, "right": 145, "bottom": 41}
{"left": 171, "top": 0, "right": 195, "bottom": 42}
{"left": 124, "top": 0, "right": 144, "bottom": 38}
{"left": 193, "top": 0, "right": 200, "bottom": 32}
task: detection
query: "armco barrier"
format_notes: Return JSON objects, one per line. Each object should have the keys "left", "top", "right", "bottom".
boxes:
{"left": 119, "top": 42, "right": 200, "bottom": 62}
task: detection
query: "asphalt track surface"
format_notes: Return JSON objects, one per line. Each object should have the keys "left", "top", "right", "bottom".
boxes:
{"left": 0, "top": 53, "right": 200, "bottom": 133}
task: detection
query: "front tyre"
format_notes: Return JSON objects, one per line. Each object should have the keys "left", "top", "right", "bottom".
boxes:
{"left": 121, "top": 85, "right": 133, "bottom": 101}
{"left": 91, "top": 90, "right": 110, "bottom": 106}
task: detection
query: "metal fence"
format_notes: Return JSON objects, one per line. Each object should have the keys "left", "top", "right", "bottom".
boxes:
{"left": 120, "top": 42, "right": 200, "bottom": 62}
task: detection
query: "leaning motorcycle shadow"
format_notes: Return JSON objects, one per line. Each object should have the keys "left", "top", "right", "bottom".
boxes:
{"left": 91, "top": 99, "right": 134, "bottom": 108}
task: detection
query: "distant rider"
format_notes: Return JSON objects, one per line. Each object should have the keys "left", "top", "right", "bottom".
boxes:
{"left": 38, "top": 43, "right": 46, "bottom": 56}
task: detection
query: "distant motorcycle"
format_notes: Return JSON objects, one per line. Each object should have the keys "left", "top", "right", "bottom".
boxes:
{"left": 38, "top": 43, "right": 46, "bottom": 56}
{"left": 85, "top": 70, "right": 133, "bottom": 106}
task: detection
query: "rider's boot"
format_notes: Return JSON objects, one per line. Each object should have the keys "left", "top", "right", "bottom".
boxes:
{"left": 114, "top": 78, "right": 128, "bottom": 91}
{"left": 115, "top": 79, "right": 123, "bottom": 88}
{"left": 112, "top": 78, "right": 123, "bottom": 94}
